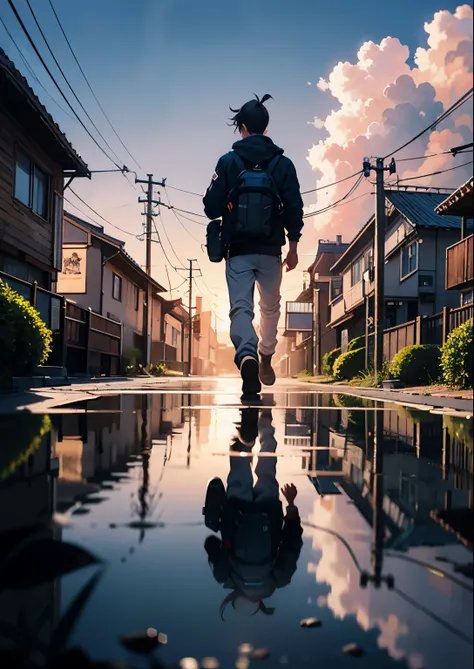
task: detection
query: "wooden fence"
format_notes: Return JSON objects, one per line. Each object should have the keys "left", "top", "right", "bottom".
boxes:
{"left": 1, "top": 271, "right": 122, "bottom": 376}
{"left": 382, "top": 304, "right": 473, "bottom": 362}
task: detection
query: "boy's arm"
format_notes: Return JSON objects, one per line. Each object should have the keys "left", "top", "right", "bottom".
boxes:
{"left": 273, "top": 502, "right": 304, "bottom": 588}
{"left": 203, "top": 156, "right": 228, "bottom": 220}
{"left": 280, "top": 160, "right": 304, "bottom": 271}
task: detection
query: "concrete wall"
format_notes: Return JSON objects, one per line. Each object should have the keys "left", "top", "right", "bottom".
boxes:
{"left": 164, "top": 313, "right": 183, "bottom": 361}
{"left": 102, "top": 263, "right": 144, "bottom": 352}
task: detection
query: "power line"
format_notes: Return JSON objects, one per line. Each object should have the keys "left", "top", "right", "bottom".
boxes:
{"left": 23, "top": 0, "right": 126, "bottom": 170}
{"left": 396, "top": 159, "right": 473, "bottom": 184}
{"left": 165, "top": 184, "right": 204, "bottom": 198}
{"left": 160, "top": 201, "right": 208, "bottom": 221}
{"left": 47, "top": 0, "right": 141, "bottom": 171}
{"left": 0, "top": 15, "right": 74, "bottom": 121}
{"left": 68, "top": 188, "right": 138, "bottom": 237}
{"left": 302, "top": 174, "right": 365, "bottom": 218}
{"left": 155, "top": 216, "right": 186, "bottom": 269}
{"left": 397, "top": 147, "right": 473, "bottom": 163}
{"left": 383, "top": 86, "right": 474, "bottom": 160}
{"left": 6, "top": 0, "right": 120, "bottom": 170}
{"left": 152, "top": 218, "right": 184, "bottom": 272}
{"left": 162, "top": 190, "right": 206, "bottom": 245}
{"left": 301, "top": 170, "right": 362, "bottom": 195}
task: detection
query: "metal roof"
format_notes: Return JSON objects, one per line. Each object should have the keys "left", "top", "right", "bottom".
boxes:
{"left": 385, "top": 190, "right": 463, "bottom": 229}
{"left": 0, "top": 47, "right": 89, "bottom": 177}
{"left": 435, "top": 177, "right": 474, "bottom": 217}
{"left": 316, "top": 241, "right": 349, "bottom": 254}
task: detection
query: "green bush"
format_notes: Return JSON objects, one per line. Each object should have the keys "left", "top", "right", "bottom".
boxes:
{"left": 390, "top": 344, "right": 441, "bottom": 386}
{"left": 149, "top": 362, "right": 167, "bottom": 377}
{"left": 441, "top": 319, "right": 473, "bottom": 389}
{"left": 443, "top": 415, "right": 473, "bottom": 443}
{"left": 121, "top": 347, "right": 142, "bottom": 376}
{"left": 0, "top": 281, "right": 52, "bottom": 382}
{"left": 333, "top": 347, "right": 366, "bottom": 381}
{"left": 0, "top": 415, "right": 52, "bottom": 480}
{"left": 322, "top": 347, "right": 341, "bottom": 376}
{"left": 348, "top": 335, "right": 365, "bottom": 352}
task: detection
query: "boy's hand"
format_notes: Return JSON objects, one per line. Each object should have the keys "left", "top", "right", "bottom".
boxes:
{"left": 282, "top": 250, "right": 298, "bottom": 272}
{"left": 281, "top": 483, "right": 298, "bottom": 505}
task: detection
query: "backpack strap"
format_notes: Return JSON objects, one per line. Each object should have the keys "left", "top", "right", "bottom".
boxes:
{"left": 266, "top": 154, "right": 281, "bottom": 175}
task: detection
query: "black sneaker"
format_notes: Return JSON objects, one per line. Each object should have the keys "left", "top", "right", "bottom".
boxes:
{"left": 202, "top": 477, "right": 227, "bottom": 532}
{"left": 240, "top": 357, "right": 261, "bottom": 398}
{"left": 259, "top": 354, "right": 276, "bottom": 386}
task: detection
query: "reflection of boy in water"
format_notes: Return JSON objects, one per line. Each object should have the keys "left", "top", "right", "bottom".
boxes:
{"left": 203, "top": 408, "right": 303, "bottom": 619}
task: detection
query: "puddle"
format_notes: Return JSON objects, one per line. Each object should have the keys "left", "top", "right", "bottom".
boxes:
{"left": 0, "top": 382, "right": 472, "bottom": 668}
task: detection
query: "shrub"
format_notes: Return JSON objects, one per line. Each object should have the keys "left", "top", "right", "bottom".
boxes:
{"left": 441, "top": 319, "right": 473, "bottom": 390}
{"left": 0, "top": 415, "right": 52, "bottom": 480}
{"left": 0, "top": 281, "right": 52, "bottom": 382}
{"left": 390, "top": 344, "right": 441, "bottom": 386}
{"left": 333, "top": 347, "right": 366, "bottom": 381}
{"left": 121, "top": 347, "right": 142, "bottom": 376}
{"left": 443, "top": 415, "right": 473, "bottom": 443}
{"left": 349, "top": 362, "right": 390, "bottom": 388}
{"left": 322, "top": 347, "right": 341, "bottom": 376}
{"left": 149, "top": 362, "right": 167, "bottom": 377}
{"left": 348, "top": 335, "right": 365, "bottom": 352}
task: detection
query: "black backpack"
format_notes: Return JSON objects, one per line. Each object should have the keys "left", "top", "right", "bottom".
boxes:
{"left": 225, "top": 154, "right": 283, "bottom": 242}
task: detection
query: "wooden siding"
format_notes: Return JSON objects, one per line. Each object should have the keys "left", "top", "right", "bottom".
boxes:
{"left": 0, "top": 107, "right": 63, "bottom": 278}
{"left": 446, "top": 235, "right": 473, "bottom": 290}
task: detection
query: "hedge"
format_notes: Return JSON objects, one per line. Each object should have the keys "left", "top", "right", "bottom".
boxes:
{"left": 322, "top": 347, "right": 341, "bottom": 376}
{"left": 0, "top": 281, "right": 52, "bottom": 382}
{"left": 390, "top": 344, "right": 441, "bottom": 386}
{"left": 333, "top": 347, "right": 366, "bottom": 381}
{"left": 441, "top": 319, "right": 473, "bottom": 389}
{"left": 1, "top": 415, "right": 52, "bottom": 480}
{"left": 348, "top": 335, "right": 365, "bottom": 352}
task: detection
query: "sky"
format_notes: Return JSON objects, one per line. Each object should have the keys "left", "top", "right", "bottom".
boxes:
{"left": 0, "top": 0, "right": 472, "bottom": 339}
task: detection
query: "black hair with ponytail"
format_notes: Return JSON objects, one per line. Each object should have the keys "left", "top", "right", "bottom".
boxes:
{"left": 228, "top": 93, "right": 273, "bottom": 134}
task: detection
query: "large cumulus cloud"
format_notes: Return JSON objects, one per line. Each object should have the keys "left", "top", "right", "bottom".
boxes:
{"left": 306, "top": 5, "right": 473, "bottom": 243}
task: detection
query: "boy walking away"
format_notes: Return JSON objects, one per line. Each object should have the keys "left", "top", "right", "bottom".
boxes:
{"left": 203, "top": 94, "right": 304, "bottom": 399}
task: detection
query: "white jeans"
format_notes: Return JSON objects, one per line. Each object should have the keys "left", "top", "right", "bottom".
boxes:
{"left": 227, "top": 412, "right": 279, "bottom": 503}
{"left": 226, "top": 254, "right": 282, "bottom": 367}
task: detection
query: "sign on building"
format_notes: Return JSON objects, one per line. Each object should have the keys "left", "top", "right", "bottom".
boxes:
{"left": 57, "top": 245, "right": 87, "bottom": 293}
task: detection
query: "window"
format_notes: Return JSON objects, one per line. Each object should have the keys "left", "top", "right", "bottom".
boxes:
{"left": 330, "top": 277, "right": 342, "bottom": 301}
{"left": 351, "top": 257, "right": 362, "bottom": 286}
{"left": 112, "top": 273, "right": 122, "bottom": 301}
{"left": 52, "top": 192, "right": 64, "bottom": 271}
{"left": 14, "top": 148, "right": 49, "bottom": 218}
{"left": 133, "top": 285, "right": 140, "bottom": 311}
{"left": 462, "top": 290, "right": 473, "bottom": 306}
{"left": 171, "top": 327, "right": 179, "bottom": 348}
{"left": 401, "top": 241, "right": 418, "bottom": 278}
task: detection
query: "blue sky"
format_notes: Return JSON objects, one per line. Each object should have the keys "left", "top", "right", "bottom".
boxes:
{"left": 0, "top": 0, "right": 468, "bottom": 327}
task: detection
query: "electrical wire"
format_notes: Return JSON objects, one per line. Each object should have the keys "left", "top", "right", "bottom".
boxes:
{"left": 301, "top": 170, "right": 363, "bottom": 195}
{"left": 396, "top": 159, "right": 474, "bottom": 184}
{"left": 21, "top": 0, "right": 125, "bottom": 171}
{"left": 302, "top": 174, "right": 365, "bottom": 218}
{"left": 152, "top": 218, "right": 185, "bottom": 272}
{"left": 383, "top": 86, "right": 474, "bottom": 160}
{"left": 47, "top": 0, "right": 141, "bottom": 171}
{"left": 68, "top": 188, "right": 138, "bottom": 237}
{"left": 397, "top": 148, "right": 473, "bottom": 163}
{"left": 6, "top": 0, "right": 121, "bottom": 170}
{"left": 155, "top": 216, "right": 186, "bottom": 269}
{"left": 162, "top": 189, "right": 206, "bottom": 245}
{"left": 0, "top": 15, "right": 74, "bottom": 121}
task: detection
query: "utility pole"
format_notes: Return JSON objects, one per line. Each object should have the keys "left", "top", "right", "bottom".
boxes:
{"left": 186, "top": 259, "right": 198, "bottom": 377}
{"left": 135, "top": 174, "right": 167, "bottom": 367}
{"left": 363, "top": 157, "right": 396, "bottom": 375}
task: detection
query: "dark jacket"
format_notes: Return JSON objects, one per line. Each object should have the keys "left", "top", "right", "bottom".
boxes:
{"left": 203, "top": 135, "right": 304, "bottom": 258}
{"left": 205, "top": 500, "right": 303, "bottom": 602}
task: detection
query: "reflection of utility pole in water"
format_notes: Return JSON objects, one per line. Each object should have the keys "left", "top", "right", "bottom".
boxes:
{"left": 360, "top": 408, "right": 394, "bottom": 590}
{"left": 187, "top": 392, "right": 192, "bottom": 469}
{"left": 137, "top": 395, "right": 151, "bottom": 543}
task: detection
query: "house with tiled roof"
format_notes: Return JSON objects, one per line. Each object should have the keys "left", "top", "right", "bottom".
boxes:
{"left": 328, "top": 188, "right": 469, "bottom": 358}
{"left": 0, "top": 47, "right": 89, "bottom": 289}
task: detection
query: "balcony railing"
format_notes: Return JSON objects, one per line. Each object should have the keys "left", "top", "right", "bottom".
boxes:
{"left": 446, "top": 234, "right": 473, "bottom": 290}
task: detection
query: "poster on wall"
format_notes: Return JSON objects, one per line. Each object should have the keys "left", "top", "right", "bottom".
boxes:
{"left": 57, "top": 245, "right": 87, "bottom": 294}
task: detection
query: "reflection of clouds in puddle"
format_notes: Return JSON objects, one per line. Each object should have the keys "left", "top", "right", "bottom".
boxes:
{"left": 304, "top": 496, "right": 417, "bottom": 667}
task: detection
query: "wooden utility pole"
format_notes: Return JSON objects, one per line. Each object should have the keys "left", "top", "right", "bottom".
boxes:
{"left": 186, "top": 259, "right": 198, "bottom": 377}
{"left": 363, "top": 157, "right": 396, "bottom": 374}
{"left": 135, "top": 174, "right": 166, "bottom": 367}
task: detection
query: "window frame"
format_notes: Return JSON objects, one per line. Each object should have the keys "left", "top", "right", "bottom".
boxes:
{"left": 133, "top": 284, "right": 140, "bottom": 311}
{"left": 14, "top": 145, "right": 51, "bottom": 221}
{"left": 400, "top": 240, "right": 418, "bottom": 281}
{"left": 112, "top": 273, "right": 122, "bottom": 301}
